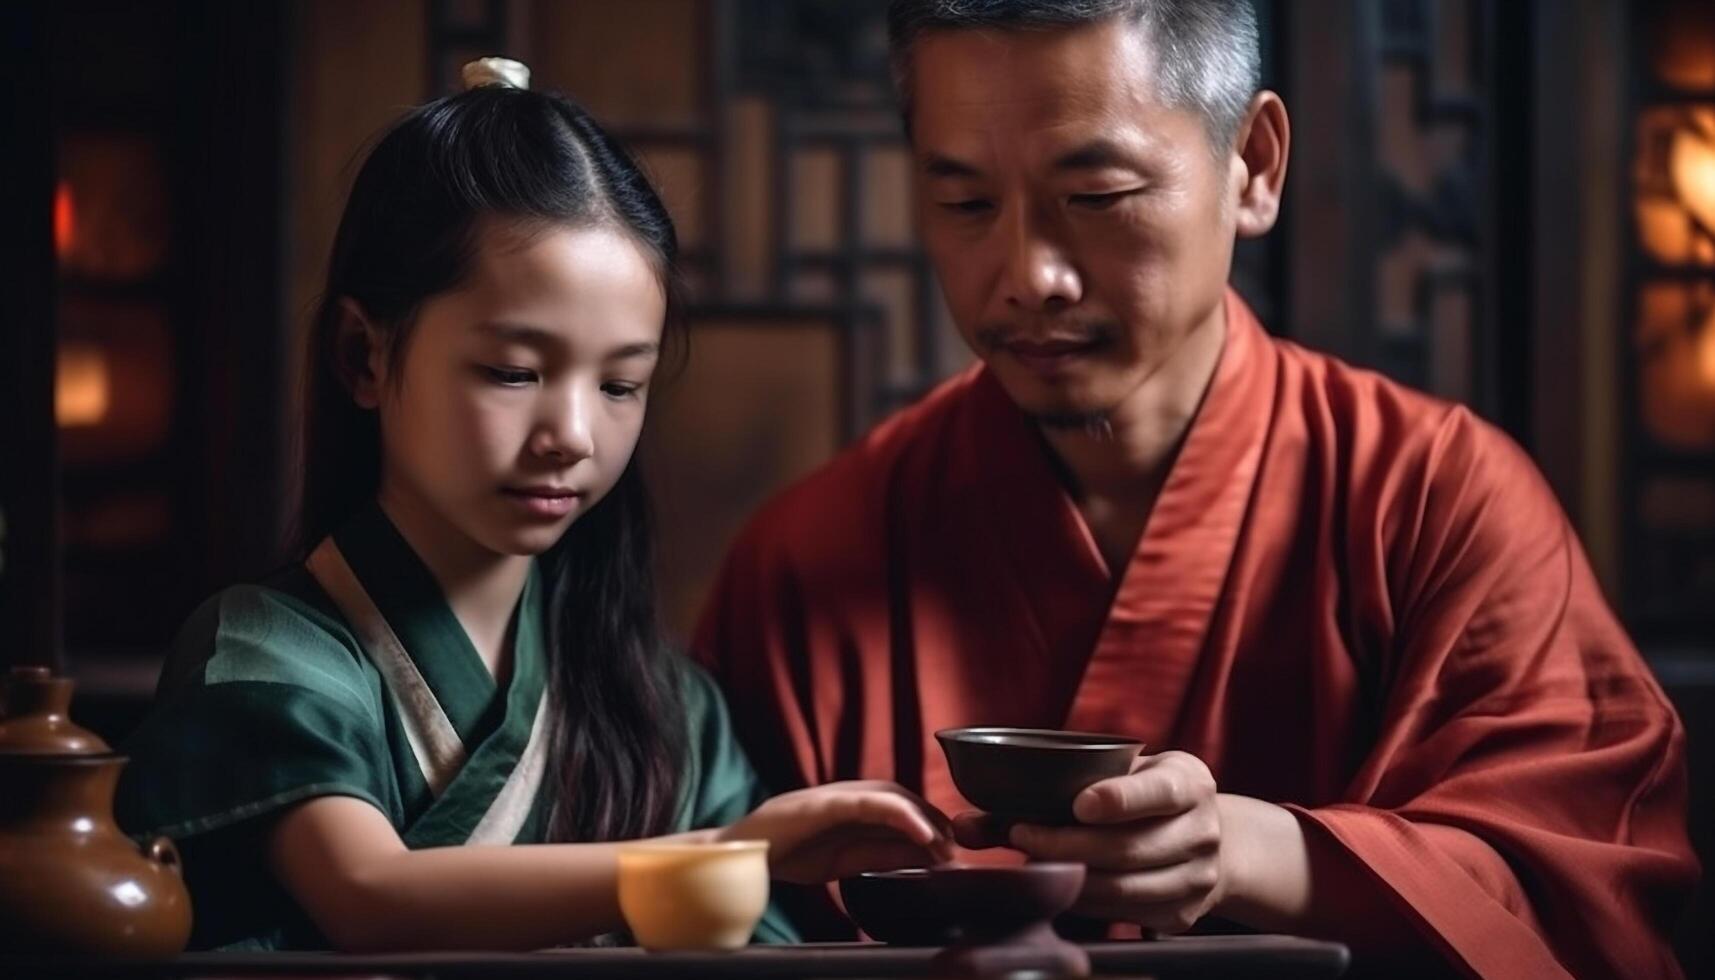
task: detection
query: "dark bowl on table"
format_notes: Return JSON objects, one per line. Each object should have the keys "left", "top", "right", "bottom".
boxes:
{"left": 928, "top": 863, "right": 1087, "bottom": 938}
{"left": 839, "top": 869, "right": 961, "bottom": 946}
{"left": 936, "top": 727, "right": 1145, "bottom": 825}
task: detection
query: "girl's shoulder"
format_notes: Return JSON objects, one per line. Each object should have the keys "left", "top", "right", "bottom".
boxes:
{"left": 158, "top": 567, "right": 376, "bottom": 711}
{"left": 663, "top": 653, "right": 769, "bottom": 829}
{"left": 667, "top": 655, "right": 727, "bottom": 731}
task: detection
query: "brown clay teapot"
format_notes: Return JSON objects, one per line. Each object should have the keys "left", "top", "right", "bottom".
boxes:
{"left": 0, "top": 665, "right": 191, "bottom": 957}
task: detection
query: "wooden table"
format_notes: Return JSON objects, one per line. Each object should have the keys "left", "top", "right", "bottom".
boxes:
{"left": 5, "top": 935, "right": 1349, "bottom": 978}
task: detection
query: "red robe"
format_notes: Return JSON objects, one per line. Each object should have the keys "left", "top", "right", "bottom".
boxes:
{"left": 694, "top": 290, "right": 1697, "bottom": 978}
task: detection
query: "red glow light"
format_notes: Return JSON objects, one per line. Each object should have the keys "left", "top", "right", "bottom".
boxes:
{"left": 53, "top": 180, "right": 75, "bottom": 259}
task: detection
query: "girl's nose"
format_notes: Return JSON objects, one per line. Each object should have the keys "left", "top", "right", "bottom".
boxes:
{"left": 532, "top": 385, "right": 595, "bottom": 463}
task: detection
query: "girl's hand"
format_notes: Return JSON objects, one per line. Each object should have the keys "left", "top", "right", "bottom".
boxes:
{"left": 717, "top": 780, "right": 956, "bottom": 884}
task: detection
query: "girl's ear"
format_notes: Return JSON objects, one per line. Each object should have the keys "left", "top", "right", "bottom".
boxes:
{"left": 335, "top": 298, "right": 388, "bottom": 409}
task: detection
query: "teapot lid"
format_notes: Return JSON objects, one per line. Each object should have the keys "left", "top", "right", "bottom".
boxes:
{"left": 0, "top": 666, "right": 112, "bottom": 755}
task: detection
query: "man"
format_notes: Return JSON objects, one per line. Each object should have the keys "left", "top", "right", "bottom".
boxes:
{"left": 694, "top": 2, "right": 1698, "bottom": 976}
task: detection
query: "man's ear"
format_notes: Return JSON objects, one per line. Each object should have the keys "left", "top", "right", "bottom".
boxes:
{"left": 1229, "top": 91, "right": 1290, "bottom": 239}
{"left": 334, "top": 298, "right": 387, "bottom": 409}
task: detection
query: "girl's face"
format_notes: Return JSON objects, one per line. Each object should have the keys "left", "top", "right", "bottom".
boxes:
{"left": 364, "top": 220, "right": 667, "bottom": 559}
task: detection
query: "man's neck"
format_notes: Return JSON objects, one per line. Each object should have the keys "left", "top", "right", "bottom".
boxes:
{"left": 376, "top": 483, "right": 529, "bottom": 680}
{"left": 1037, "top": 302, "right": 1227, "bottom": 574}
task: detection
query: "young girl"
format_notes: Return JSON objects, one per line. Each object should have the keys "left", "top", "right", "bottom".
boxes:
{"left": 116, "top": 60, "right": 950, "bottom": 952}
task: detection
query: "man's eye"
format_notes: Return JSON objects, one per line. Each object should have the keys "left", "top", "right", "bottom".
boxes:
{"left": 483, "top": 366, "right": 537, "bottom": 386}
{"left": 938, "top": 199, "right": 994, "bottom": 215}
{"left": 1069, "top": 189, "right": 1139, "bottom": 210}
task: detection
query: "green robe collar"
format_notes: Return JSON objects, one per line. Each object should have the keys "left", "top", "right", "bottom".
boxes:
{"left": 312, "top": 501, "right": 552, "bottom": 845}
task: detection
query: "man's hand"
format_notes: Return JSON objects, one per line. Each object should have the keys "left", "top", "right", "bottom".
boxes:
{"left": 953, "top": 751, "right": 1225, "bottom": 933}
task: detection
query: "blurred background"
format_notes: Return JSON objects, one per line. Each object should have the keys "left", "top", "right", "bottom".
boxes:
{"left": 1, "top": 0, "right": 1712, "bottom": 968}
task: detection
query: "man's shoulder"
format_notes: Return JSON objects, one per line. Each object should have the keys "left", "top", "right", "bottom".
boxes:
{"left": 1272, "top": 335, "right": 1447, "bottom": 423}
{"left": 1267, "top": 334, "right": 1555, "bottom": 532}
{"left": 1270, "top": 335, "right": 1521, "bottom": 467}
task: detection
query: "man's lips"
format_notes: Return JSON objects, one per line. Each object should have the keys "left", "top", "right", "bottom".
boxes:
{"left": 1004, "top": 337, "right": 1103, "bottom": 357}
{"left": 997, "top": 336, "right": 1109, "bottom": 372}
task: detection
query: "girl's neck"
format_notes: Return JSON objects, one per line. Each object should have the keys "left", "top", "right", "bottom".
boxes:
{"left": 376, "top": 481, "right": 529, "bottom": 681}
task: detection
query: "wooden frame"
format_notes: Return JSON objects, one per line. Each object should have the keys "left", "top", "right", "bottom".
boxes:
{"left": 644, "top": 303, "right": 880, "bottom": 641}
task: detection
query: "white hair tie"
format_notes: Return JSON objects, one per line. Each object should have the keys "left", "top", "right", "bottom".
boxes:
{"left": 461, "top": 57, "right": 531, "bottom": 91}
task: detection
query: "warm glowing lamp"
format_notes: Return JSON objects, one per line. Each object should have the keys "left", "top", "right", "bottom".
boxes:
{"left": 1670, "top": 116, "right": 1715, "bottom": 239}
{"left": 1662, "top": 112, "right": 1715, "bottom": 398}
{"left": 56, "top": 343, "right": 110, "bottom": 428}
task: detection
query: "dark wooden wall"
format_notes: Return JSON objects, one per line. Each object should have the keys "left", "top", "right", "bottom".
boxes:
{"left": 47, "top": 0, "right": 289, "bottom": 679}
{"left": 1, "top": 3, "right": 61, "bottom": 672}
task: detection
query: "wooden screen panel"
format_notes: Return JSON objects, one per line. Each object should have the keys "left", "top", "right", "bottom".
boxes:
{"left": 530, "top": 0, "right": 703, "bottom": 127}
{"left": 643, "top": 312, "right": 851, "bottom": 642}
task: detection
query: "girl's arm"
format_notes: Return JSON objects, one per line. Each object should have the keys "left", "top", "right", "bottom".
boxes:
{"left": 270, "top": 782, "right": 951, "bottom": 952}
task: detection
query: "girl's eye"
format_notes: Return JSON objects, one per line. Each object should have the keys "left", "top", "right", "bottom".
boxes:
{"left": 601, "top": 381, "right": 642, "bottom": 400}
{"left": 1069, "top": 189, "right": 1140, "bottom": 210}
{"left": 938, "top": 199, "right": 994, "bottom": 216}
{"left": 483, "top": 366, "right": 538, "bottom": 386}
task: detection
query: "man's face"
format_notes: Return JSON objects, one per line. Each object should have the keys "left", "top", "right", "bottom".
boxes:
{"left": 909, "top": 18, "right": 1242, "bottom": 425}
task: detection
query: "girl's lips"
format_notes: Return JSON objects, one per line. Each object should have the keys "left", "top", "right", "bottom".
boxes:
{"left": 501, "top": 487, "right": 583, "bottom": 519}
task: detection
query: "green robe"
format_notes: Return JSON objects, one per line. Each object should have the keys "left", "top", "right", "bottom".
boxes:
{"left": 117, "top": 502, "right": 797, "bottom": 950}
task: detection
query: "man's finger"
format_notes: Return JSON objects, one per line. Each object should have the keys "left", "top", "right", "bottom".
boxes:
{"left": 1008, "top": 817, "right": 1196, "bottom": 871}
{"left": 1077, "top": 863, "right": 1215, "bottom": 907}
{"left": 951, "top": 810, "right": 1012, "bottom": 850}
{"left": 1073, "top": 753, "right": 1212, "bottom": 824}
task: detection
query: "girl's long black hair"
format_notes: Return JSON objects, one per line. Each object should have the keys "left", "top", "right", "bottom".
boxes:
{"left": 297, "top": 84, "right": 688, "bottom": 843}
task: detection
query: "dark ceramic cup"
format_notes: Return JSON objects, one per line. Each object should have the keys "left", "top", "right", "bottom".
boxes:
{"left": 936, "top": 727, "right": 1145, "bottom": 825}
{"left": 839, "top": 868, "right": 961, "bottom": 945}
{"left": 927, "top": 863, "right": 1092, "bottom": 978}
{"left": 927, "top": 863, "right": 1087, "bottom": 938}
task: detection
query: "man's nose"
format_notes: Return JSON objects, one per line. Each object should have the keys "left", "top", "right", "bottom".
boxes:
{"left": 1000, "top": 210, "right": 1082, "bottom": 313}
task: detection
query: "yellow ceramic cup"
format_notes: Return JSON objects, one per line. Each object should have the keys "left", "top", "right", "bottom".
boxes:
{"left": 615, "top": 840, "right": 770, "bottom": 951}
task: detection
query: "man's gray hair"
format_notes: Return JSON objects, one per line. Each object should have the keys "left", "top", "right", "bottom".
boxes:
{"left": 887, "top": 0, "right": 1261, "bottom": 150}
